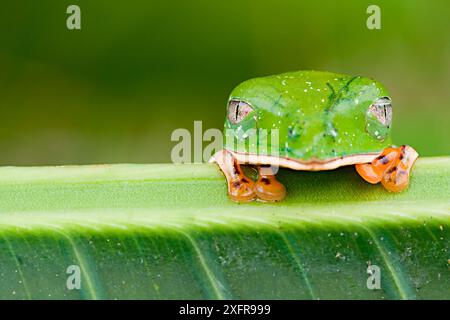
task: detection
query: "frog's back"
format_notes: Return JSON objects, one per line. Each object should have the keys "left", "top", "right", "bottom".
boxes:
{"left": 226, "top": 70, "right": 393, "bottom": 163}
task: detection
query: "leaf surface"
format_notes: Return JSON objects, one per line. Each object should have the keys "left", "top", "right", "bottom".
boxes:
{"left": 0, "top": 158, "right": 448, "bottom": 299}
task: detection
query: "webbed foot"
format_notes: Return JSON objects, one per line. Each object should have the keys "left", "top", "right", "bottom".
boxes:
{"left": 254, "top": 165, "right": 286, "bottom": 202}
{"left": 211, "top": 149, "right": 256, "bottom": 202}
{"left": 356, "top": 145, "right": 418, "bottom": 192}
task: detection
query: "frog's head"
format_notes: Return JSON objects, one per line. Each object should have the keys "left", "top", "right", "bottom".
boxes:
{"left": 224, "top": 72, "right": 393, "bottom": 158}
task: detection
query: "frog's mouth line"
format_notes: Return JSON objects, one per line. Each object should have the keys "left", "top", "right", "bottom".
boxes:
{"left": 216, "top": 150, "right": 381, "bottom": 171}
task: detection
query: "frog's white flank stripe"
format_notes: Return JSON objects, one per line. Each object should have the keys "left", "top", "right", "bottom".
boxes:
{"left": 210, "top": 149, "right": 381, "bottom": 171}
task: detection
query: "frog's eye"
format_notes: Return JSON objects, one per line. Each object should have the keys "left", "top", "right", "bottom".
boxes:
{"left": 227, "top": 99, "right": 253, "bottom": 124}
{"left": 368, "top": 97, "right": 392, "bottom": 128}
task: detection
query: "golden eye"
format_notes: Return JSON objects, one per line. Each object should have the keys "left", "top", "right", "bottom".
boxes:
{"left": 227, "top": 99, "right": 253, "bottom": 124}
{"left": 368, "top": 97, "right": 392, "bottom": 128}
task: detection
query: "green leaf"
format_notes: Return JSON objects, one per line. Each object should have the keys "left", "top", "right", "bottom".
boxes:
{"left": 0, "top": 157, "right": 448, "bottom": 299}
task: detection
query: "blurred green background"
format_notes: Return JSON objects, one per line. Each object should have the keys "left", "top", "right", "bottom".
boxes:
{"left": 0, "top": 0, "right": 448, "bottom": 165}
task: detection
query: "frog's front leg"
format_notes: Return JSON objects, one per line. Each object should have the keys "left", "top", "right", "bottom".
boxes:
{"left": 254, "top": 165, "right": 286, "bottom": 202}
{"left": 356, "top": 145, "right": 418, "bottom": 192}
{"left": 211, "top": 149, "right": 256, "bottom": 202}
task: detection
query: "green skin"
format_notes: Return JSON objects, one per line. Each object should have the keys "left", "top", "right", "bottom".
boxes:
{"left": 224, "top": 71, "right": 392, "bottom": 161}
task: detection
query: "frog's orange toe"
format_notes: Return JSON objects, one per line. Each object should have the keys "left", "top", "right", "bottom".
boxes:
{"left": 381, "top": 145, "right": 418, "bottom": 192}
{"left": 254, "top": 166, "right": 286, "bottom": 202}
{"left": 356, "top": 145, "right": 418, "bottom": 192}
{"left": 212, "top": 149, "right": 257, "bottom": 203}
{"left": 381, "top": 166, "right": 409, "bottom": 192}
{"left": 254, "top": 178, "right": 286, "bottom": 202}
{"left": 228, "top": 179, "right": 256, "bottom": 203}
{"left": 355, "top": 163, "right": 382, "bottom": 184}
